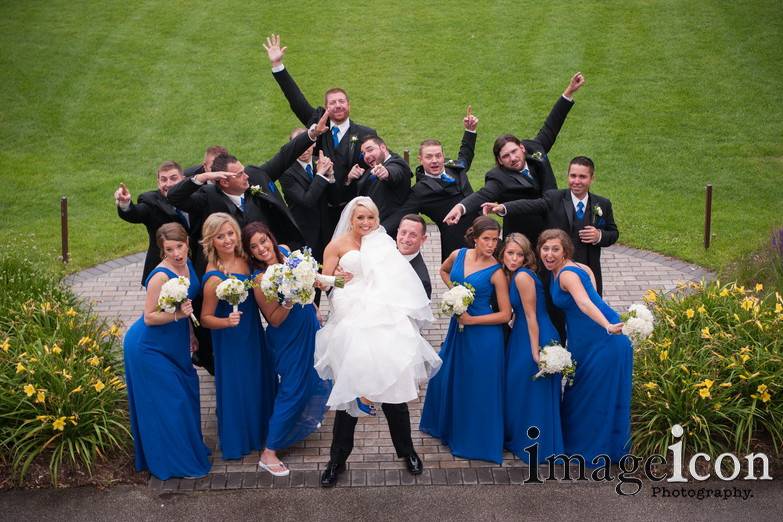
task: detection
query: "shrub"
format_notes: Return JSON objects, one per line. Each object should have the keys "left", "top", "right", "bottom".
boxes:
{"left": 632, "top": 281, "right": 783, "bottom": 459}
{"left": 722, "top": 227, "right": 783, "bottom": 293}
{"left": 0, "top": 252, "right": 130, "bottom": 486}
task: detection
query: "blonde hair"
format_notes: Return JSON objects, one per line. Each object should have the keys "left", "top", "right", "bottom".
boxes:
{"left": 200, "top": 213, "right": 245, "bottom": 267}
{"left": 499, "top": 232, "right": 537, "bottom": 273}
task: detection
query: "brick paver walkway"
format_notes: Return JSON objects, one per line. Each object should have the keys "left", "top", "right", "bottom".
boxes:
{"left": 67, "top": 226, "right": 712, "bottom": 490}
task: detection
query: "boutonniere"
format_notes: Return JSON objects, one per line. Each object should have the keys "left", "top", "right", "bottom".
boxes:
{"left": 592, "top": 205, "right": 603, "bottom": 217}
{"left": 444, "top": 158, "right": 466, "bottom": 169}
{"left": 349, "top": 135, "right": 358, "bottom": 145}
{"left": 530, "top": 151, "right": 544, "bottom": 161}
{"left": 249, "top": 185, "right": 264, "bottom": 197}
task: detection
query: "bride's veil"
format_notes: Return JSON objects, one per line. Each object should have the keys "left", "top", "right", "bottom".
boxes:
{"left": 331, "top": 196, "right": 376, "bottom": 241}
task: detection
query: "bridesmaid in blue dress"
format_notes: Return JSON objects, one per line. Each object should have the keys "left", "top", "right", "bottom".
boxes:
{"left": 539, "top": 229, "right": 632, "bottom": 463}
{"left": 241, "top": 221, "right": 331, "bottom": 477}
{"left": 199, "top": 213, "right": 275, "bottom": 461}
{"left": 123, "top": 223, "right": 210, "bottom": 479}
{"left": 420, "top": 216, "right": 512, "bottom": 464}
{"left": 499, "top": 233, "right": 564, "bottom": 463}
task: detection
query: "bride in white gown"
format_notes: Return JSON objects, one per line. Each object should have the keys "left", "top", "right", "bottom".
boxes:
{"left": 315, "top": 197, "right": 441, "bottom": 413}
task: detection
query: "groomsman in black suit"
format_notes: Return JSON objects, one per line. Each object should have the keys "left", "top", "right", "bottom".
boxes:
{"left": 114, "top": 161, "right": 191, "bottom": 285}
{"left": 396, "top": 214, "right": 432, "bottom": 299}
{"left": 184, "top": 145, "right": 228, "bottom": 178}
{"left": 279, "top": 128, "right": 335, "bottom": 263}
{"left": 264, "top": 34, "right": 376, "bottom": 232}
{"left": 443, "top": 73, "right": 586, "bottom": 244}
{"left": 485, "top": 156, "right": 619, "bottom": 296}
{"left": 387, "top": 107, "right": 479, "bottom": 261}
{"left": 345, "top": 135, "right": 411, "bottom": 229}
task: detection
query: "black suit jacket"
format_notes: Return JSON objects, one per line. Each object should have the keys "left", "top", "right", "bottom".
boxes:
{"left": 354, "top": 153, "right": 412, "bottom": 227}
{"left": 460, "top": 95, "right": 574, "bottom": 243}
{"left": 272, "top": 67, "right": 376, "bottom": 212}
{"left": 389, "top": 131, "right": 477, "bottom": 259}
{"left": 409, "top": 252, "right": 432, "bottom": 300}
{"left": 117, "top": 190, "right": 190, "bottom": 285}
{"left": 183, "top": 164, "right": 205, "bottom": 178}
{"left": 505, "top": 189, "right": 619, "bottom": 295}
{"left": 280, "top": 160, "right": 331, "bottom": 261}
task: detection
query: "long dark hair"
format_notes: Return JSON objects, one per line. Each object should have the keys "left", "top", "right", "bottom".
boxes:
{"left": 464, "top": 216, "right": 501, "bottom": 245}
{"left": 241, "top": 221, "right": 284, "bottom": 271}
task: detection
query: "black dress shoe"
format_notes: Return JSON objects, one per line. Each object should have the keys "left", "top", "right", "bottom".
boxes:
{"left": 320, "top": 461, "right": 345, "bottom": 488}
{"left": 405, "top": 452, "right": 423, "bottom": 475}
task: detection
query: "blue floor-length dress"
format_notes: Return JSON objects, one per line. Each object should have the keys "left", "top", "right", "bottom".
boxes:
{"left": 551, "top": 265, "right": 633, "bottom": 462}
{"left": 420, "top": 248, "right": 505, "bottom": 464}
{"left": 255, "top": 248, "right": 331, "bottom": 450}
{"left": 203, "top": 271, "right": 275, "bottom": 460}
{"left": 504, "top": 267, "right": 564, "bottom": 463}
{"left": 124, "top": 262, "right": 211, "bottom": 480}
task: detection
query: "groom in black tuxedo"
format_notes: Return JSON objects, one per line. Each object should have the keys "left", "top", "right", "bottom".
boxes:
{"left": 487, "top": 156, "right": 619, "bottom": 296}
{"left": 443, "top": 73, "right": 586, "bottom": 244}
{"left": 264, "top": 34, "right": 376, "bottom": 234}
{"left": 321, "top": 214, "right": 431, "bottom": 488}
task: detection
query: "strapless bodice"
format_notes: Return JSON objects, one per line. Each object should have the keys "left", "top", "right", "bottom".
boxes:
{"left": 338, "top": 250, "right": 363, "bottom": 282}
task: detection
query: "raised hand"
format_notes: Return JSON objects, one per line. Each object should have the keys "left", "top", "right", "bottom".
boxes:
{"left": 115, "top": 182, "right": 131, "bottom": 206}
{"left": 480, "top": 202, "right": 505, "bottom": 216}
{"left": 371, "top": 164, "right": 389, "bottom": 180}
{"left": 563, "top": 72, "right": 585, "bottom": 98}
{"left": 195, "top": 171, "right": 236, "bottom": 184}
{"left": 463, "top": 105, "right": 478, "bottom": 132}
{"left": 346, "top": 164, "right": 365, "bottom": 183}
{"left": 315, "top": 109, "right": 331, "bottom": 135}
{"left": 316, "top": 150, "right": 333, "bottom": 177}
{"left": 443, "top": 204, "right": 464, "bottom": 225}
{"left": 263, "top": 34, "right": 287, "bottom": 67}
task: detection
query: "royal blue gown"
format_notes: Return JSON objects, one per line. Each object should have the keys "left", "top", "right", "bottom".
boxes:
{"left": 254, "top": 248, "right": 331, "bottom": 450}
{"left": 504, "top": 268, "right": 564, "bottom": 463}
{"left": 551, "top": 265, "right": 633, "bottom": 462}
{"left": 203, "top": 271, "right": 275, "bottom": 460}
{"left": 420, "top": 248, "right": 505, "bottom": 464}
{"left": 124, "top": 262, "right": 210, "bottom": 479}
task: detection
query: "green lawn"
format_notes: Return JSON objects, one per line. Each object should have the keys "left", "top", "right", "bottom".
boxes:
{"left": 1, "top": 1, "right": 781, "bottom": 271}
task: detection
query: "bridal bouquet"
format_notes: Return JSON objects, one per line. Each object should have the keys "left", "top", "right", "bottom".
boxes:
{"left": 533, "top": 343, "right": 576, "bottom": 385}
{"left": 215, "top": 275, "right": 251, "bottom": 313}
{"left": 440, "top": 282, "right": 475, "bottom": 332}
{"left": 261, "top": 247, "right": 345, "bottom": 306}
{"left": 157, "top": 276, "right": 199, "bottom": 326}
{"left": 621, "top": 303, "right": 655, "bottom": 344}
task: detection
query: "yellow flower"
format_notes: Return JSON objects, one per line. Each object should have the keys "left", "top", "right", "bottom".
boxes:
{"left": 65, "top": 307, "right": 78, "bottom": 317}
{"left": 741, "top": 297, "right": 755, "bottom": 311}
{"left": 698, "top": 379, "right": 715, "bottom": 389}
{"left": 755, "top": 283, "right": 764, "bottom": 292}
{"left": 70, "top": 385, "right": 83, "bottom": 394}
{"left": 52, "top": 417, "right": 66, "bottom": 431}
{"left": 88, "top": 355, "right": 100, "bottom": 367}
{"left": 77, "top": 336, "right": 92, "bottom": 347}
{"left": 108, "top": 324, "right": 122, "bottom": 337}
{"left": 680, "top": 364, "right": 690, "bottom": 374}
{"left": 41, "top": 301, "right": 52, "bottom": 313}
{"left": 16, "top": 362, "right": 26, "bottom": 374}
{"left": 776, "top": 303, "right": 783, "bottom": 314}
{"left": 740, "top": 354, "right": 751, "bottom": 363}
{"left": 697, "top": 305, "right": 707, "bottom": 315}
{"left": 699, "top": 388, "right": 711, "bottom": 399}
{"left": 36, "top": 415, "right": 50, "bottom": 422}
{"left": 61, "top": 370, "right": 72, "bottom": 381}
{"left": 757, "top": 384, "right": 768, "bottom": 394}
{"left": 719, "top": 288, "right": 730, "bottom": 298}
{"left": 68, "top": 415, "right": 78, "bottom": 426}
{"left": 685, "top": 308, "right": 695, "bottom": 319}
{"left": 659, "top": 350, "right": 669, "bottom": 361}
{"left": 719, "top": 382, "right": 732, "bottom": 388}
{"left": 740, "top": 346, "right": 751, "bottom": 353}
{"left": 1, "top": 338, "right": 10, "bottom": 352}
{"left": 643, "top": 382, "right": 659, "bottom": 390}
{"left": 701, "top": 327, "right": 711, "bottom": 339}
{"left": 51, "top": 344, "right": 62, "bottom": 355}
{"left": 643, "top": 289, "right": 658, "bottom": 303}
{"left": 760, "top": 392, "right": 771, "bottom": 402}
{"left": 733, "top": 313, "right": 741, "bottom": 322}
{"left": 23, "top": 384, "right": 35, "bottom": 397}
{"left": 660, "top": 338, "right": 672, "bottom": 348}
{"left": 35, "top": 390, "right": 45, "bottom": 404}
{"left": 94, "top": 380, "right": 106, "bottom": 392}
{"left": 734, "top": 285, "right": 745, "bottom": 294}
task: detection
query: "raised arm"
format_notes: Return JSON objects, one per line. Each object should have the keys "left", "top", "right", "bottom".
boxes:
{"left": 115, "top": 184, "right": 149, "bottom": 224}
{"left": 457, "top": 105, "right": 478, "bottom": 169}
{"left": 265, "top": 34, "right": 319, "bottom": 125}
{"left": 531, "top": 73, "right": 584, "bottom": 153}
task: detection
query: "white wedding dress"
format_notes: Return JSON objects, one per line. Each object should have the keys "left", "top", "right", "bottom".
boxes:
{"left": 314, "top": 227, "right": 441, "bottom": 410}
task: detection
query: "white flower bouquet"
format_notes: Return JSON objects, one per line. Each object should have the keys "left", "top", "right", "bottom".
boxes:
{"left": 215, "top": 275, "right": 251, "bottom": 313}
{"left": 533, "top": 343, "right": 576, "bottom": 385}
{"left": 157, "top": 276, "right": 199, "bottom": 326}
{"left": 261, "top": 247, "right": 344, "bottom": 306}
{"left": 440, "top": 282, "right": 475, "bottom": 332}
{"left": 621, "top": 303, "right": 655, "bottom": 344}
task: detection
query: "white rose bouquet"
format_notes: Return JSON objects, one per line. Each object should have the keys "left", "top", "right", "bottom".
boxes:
{"left": 533, "top": 343, "right": 576, "bottom": 385}
{"left": 621, "top": 303, "right": 655, "bottom": 344}
{"left": 440, "top": 282, "right": 475, "bottom": 332}
{"left": 157, "top": 276, "right": 199, "bottom": 326}
{"left": 215, "top": 275, "right": 251, "bottom": 313}
{"left": 260, "top": 247, "right": 345, "bottom": 307}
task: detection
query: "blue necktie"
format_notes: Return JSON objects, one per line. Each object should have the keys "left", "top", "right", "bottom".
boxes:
{"left": 305, "top": 164, "right": 314, "bottom": 180}
{"left": 331, "top": 127, "right": 340, "bottom": 147}
{"left": 440, "top": 173, "right": 455, "bottom": 184}
{"left": 520, "top": 168, "right": 533, "bottom": 181}
{"left": 267, "top": 181, "right": 277, "bottom": 193}
{"left": 576, "top": 201, "right": 585, "bottom": 221}
{"left": 239, "top": 196, "right": 245, "bottom": 212}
